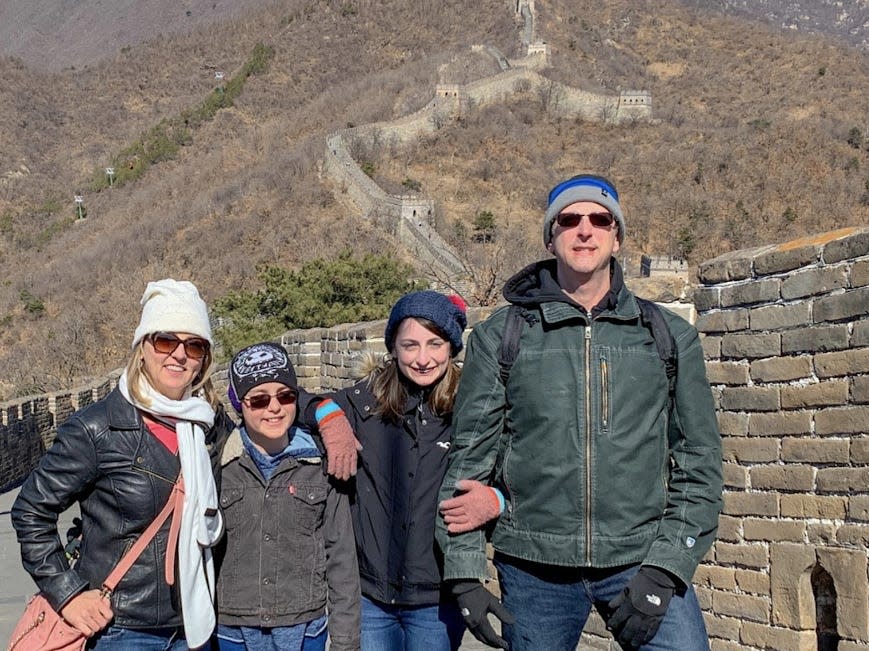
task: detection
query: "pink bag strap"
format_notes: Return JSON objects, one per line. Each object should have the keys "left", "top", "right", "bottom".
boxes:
{"left": 164, "top": 478, "right": 184, "bottom": 586}
{"left": 100, "top": 477, "right": 185, "bottom": 595}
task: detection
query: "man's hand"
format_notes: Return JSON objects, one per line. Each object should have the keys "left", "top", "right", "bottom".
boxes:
{"left": 60, "top": 589, "right": 113, "bottom": 637}
{"left": 318, "top": 405, "right": 362, "bottom": 481}
{"left": 452, "top": 581, "right": 514, "bottom": 649}
{"left": 606, "top": 566, "right": 676, "bottom": 649}
{"left": 440, "top": 480, "right": 503, "bottom": 533}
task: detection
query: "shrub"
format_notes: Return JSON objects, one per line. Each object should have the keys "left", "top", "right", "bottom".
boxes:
{"left": 473, "top": 210, "right": 496, "bottom": 242}
{"left": 20, "top": 289, "right": 45, "bottom": 316}
{"left": 212, "top": 251, "right": 418, "bottom": 357}
{"left": 402, "top": 177, "right": 422, "bottom": 192}
{"left": 89, "top": 42, "right": 274, "bottom": 192}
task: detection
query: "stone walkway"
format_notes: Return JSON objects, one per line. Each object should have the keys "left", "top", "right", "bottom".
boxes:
{"left": 0, "top": 486, "right": 80, "bottom": 648}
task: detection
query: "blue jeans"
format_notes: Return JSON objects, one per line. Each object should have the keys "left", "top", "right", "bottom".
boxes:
{"left": 213, "top": 616, "right": 327, "bottom": 651}
{"left": 87, "top": 626, "right": 188, "bottom": 650}
{"left": 361, "top": 595, "right": 464, "bottom": 651}
{"left": 494, "top": 555, "right": 709, "bottom": 651}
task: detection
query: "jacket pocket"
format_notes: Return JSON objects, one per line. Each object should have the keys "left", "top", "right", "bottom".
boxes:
{"left": 600, "top": 355, "right": 610, "bottom": 432}
{"left": 288, "top": 483, "right": 328, "bottom": 532}
{"left": 219, "top": 486, "right": 249, "bottom": 531}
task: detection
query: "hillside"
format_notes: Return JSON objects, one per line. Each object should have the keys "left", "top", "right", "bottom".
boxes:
{"left": 681, "top": 0, "right": 869, "bottom": 52}
{"left": 0, "top": 0, "right": 867, "bottom": 398}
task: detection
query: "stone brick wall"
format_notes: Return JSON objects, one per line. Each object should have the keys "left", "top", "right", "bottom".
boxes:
{"left": 688, "top": 227, "right": 867, "bottom": 651}
{"left": 0, "top": 375, "right": 116, "bottom": 492}
{"left": 321, "top": 0, "right": 651, "bottom": 286}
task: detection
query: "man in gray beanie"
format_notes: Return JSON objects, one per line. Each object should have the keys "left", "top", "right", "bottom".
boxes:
{"left": 436, "top": 174, "right": 722, "bottom": 650}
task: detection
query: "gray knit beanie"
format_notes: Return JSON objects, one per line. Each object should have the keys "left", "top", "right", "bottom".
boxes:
{"left": 543, "top": 174, "right": 625, "bottom": 247}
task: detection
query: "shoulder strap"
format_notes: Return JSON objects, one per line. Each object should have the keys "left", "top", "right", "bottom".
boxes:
{"left": 101, "top": 477, "right": 185, "bottom": 594}
{"left": 497, "top": 305, "right": 529, "bottom": 384}
{"left": 636, "top": 298, "right": 678, "bottom": 404}
{"left": 497, "top": 299, "right": 678, "bottom": 400}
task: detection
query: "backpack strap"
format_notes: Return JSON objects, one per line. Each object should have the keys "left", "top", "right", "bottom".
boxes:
{"left": 635, "top": 297, "right": 678, "bottom": 406}
{"left": 497, "top": 299, "right": 678, "bottom": 403}
{"left": 497, "top": 305, "right": 535, "bottom": 385}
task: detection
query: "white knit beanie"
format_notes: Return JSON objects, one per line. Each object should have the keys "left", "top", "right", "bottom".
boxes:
{"left": 132, "top": 279, "right": 213, "bottom": 349}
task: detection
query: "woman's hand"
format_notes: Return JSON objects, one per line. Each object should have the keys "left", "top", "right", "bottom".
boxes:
{"left": 60, "top": 589, "right": 113, "bottom": 636}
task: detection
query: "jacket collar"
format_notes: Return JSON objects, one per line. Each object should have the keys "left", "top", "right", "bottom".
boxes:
{"left": 505, "top": 258, "right": 639, "bottom": 324}
{"left": 220, "top": 427, "right": 321, "bottom": 468}
{"left": 221, "top": 427, "right": 245, "bottom": 465}
{"left": 105, "top": 386, "right": 145, "bottom": 430}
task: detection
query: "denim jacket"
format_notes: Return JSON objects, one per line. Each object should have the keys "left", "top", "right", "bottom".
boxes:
{"left": 215, "top": 427, "right": 360, "bottom": 651}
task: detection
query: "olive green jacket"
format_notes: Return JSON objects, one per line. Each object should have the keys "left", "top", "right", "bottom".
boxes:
{"left": 436, "top": 260, "right": 722, "bottom": 586}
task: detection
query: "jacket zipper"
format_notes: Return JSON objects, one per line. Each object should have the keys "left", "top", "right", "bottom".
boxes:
{"left": 584, "top": 313, "right": 592, "bottom": 565}
{"left": 601, "top": 359, "right": 608, "bottom": 430}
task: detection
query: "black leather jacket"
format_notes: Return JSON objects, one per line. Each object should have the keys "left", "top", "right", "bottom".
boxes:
{"left": 11, "top": 387, "right": 234, "bottom": 628}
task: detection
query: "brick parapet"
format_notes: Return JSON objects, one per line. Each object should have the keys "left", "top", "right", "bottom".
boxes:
{"left": 696, "top": 226, "right": 869, "bottom": 649}
{"left": 0, "top": 372, "right": 120, "bottom": 492}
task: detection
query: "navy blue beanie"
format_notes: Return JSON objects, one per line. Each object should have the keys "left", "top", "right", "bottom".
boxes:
{"left": 384, "top": 291, "right": 468, "bottom": 356}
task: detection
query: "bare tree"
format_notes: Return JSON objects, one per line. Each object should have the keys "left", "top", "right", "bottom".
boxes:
{"left": 422, "top": 219, "right": 537, "bottom": 307}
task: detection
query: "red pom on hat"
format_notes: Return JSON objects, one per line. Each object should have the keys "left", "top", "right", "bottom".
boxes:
{"left": 447, "top": 294, "right": 467, "bottom": 313}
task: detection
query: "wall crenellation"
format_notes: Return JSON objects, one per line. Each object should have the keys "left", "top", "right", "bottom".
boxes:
{"left": 687, "top": 226, "right": 868, "bottom": 651}
{"left": 0, "top": 375, "right": 116, "bottom": 493}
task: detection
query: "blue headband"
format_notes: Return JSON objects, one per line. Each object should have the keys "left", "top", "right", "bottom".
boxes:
{"left": 547, "top": 175, "right": 619, "bottom": 207}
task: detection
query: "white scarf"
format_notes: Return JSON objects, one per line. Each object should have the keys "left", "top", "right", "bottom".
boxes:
{"left": 118, "top": 372, "right": 223, "bottom": 648}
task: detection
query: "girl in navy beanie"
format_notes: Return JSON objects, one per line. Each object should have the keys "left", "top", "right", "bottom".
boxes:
{"left": 319, "top": 290, "right": 470, "bottom": 650}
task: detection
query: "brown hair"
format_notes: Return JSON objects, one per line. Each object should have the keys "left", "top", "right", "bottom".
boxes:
{"left": 368, "top": 317, "right": 461, "bottom": 422}
{"left": 125, "top": 338, "right": 220, "bottom": 409}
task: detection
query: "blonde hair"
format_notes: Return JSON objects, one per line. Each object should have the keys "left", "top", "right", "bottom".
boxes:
{"left": 368, "top": 317, "right": 461, "bottom": 422}
{"left": 126, "top": 338, "right": 220, "bottom": 409}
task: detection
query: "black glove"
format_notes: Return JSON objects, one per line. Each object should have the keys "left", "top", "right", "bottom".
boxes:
{"left": 606, "top": 566, "right": 676, "bottom": 649}
{"left": 452, "top": 580, "right": 514, "bottom": 649}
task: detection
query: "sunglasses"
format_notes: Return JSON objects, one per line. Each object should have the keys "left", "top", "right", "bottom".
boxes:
{"left": 243, "top": 389, "right": 298, "bottom": 410}
{"left": 147, "top": 332, "right": 210, "bottom": 359}
{"left": 555, "top": 211, "right": 616, "bottom": 230}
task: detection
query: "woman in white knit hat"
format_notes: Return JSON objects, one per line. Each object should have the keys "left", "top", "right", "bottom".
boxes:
{"left": 12, "top": 279, "right": 235, "bottom": 650}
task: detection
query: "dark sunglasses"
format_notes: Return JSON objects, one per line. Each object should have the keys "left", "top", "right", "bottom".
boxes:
{"left": 147, "top": 332, "right": 210, "bottom": 359}
{"left": 555, "top": 211, "right": 616, "bottom": 230}
{"left": 243, "top": 389, "right": 298, "bottom": 410}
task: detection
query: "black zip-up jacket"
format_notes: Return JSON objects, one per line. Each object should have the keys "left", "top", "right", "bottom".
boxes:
{"left": 333, "top": 378, "right": 454, "bottom": 606}
{"left": 11, "top": 387, "right": 234, "bottom": 627}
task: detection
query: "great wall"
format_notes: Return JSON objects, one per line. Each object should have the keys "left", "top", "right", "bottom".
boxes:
{"left": 2, "top": 2, "right": 868, "bottom": 650}
{"left": 321, "top": 0, "right": 651, "bottom": 289}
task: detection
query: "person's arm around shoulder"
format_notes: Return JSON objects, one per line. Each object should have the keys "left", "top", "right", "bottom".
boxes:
{"left": 436, "top": 316, "right": 509, "bottom": 582}
{"left": 321, "top": 477, "right": 360, "bottom": 651}
{"left": 298, "top": 388, "right": 361, "bottom": 481}
{"left": 644, "top": 317, "right": 724, "bottom": 585}
{"left": 439, "top": 480, "right": 505, "bottom": 533}
{"left": 11, "top": 414, "right": 114, "bottom": 635}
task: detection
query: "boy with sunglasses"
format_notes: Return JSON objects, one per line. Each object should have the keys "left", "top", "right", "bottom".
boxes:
{"left": 214, "top": 342, "right": 360, "bottom": 651}
{"left": 436, "top": 174, "right": 722, "bottom": 650}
